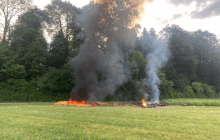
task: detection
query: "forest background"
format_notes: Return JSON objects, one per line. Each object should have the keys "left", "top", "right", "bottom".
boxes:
{"left": 0, "top": 0, "right": 220, "bottom": 102}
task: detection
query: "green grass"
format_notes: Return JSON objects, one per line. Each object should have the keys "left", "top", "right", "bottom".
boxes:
{"left": 162, "top": 98, "right": 220, "bottom": 106}
{"left": 0, "top": 103, "right": 220, "bottom": 140}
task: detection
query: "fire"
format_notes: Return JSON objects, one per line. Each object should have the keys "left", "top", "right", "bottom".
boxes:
{"left": 54, "top": 101, "right": 68, "bottom": 105}
{"left": 54, "top": 99, "right": 95, "bottom": 107}
{"left": 67, "top": 99, "right": 86, "bottom": 106}
{"left": 157, "top": 101, "right": 161, "bottom": 106}
{"left": 94, "top": 0, "right": 149, "bottom": 28}
{"left": 67, "top": 99, "right": 95, "bottom": 107}
{"left": 142, "top": 99, "right": 147, "bottom": 107}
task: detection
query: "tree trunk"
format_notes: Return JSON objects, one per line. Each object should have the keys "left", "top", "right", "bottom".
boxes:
{"left": 3, "top": 20, "right": 8, "bottom": 43}
{"left": 66, "top": 15, "right": 69, "bottom": 40}
{"left": 59, "top": 17, "right": 63, "bottom": 33}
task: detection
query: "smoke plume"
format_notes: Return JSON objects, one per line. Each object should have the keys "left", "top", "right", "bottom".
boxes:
{"left": 141, "top": 28, "right": 169, "bottom": 101}
{"left": 70, "top": 0, "right": 147, "bottom": 101}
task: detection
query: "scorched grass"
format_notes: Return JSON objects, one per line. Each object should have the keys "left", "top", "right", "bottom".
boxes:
{"left": 0, "top": 103, "right": 220, "bottom": 140}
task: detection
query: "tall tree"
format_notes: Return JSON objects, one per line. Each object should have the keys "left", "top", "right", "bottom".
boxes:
{"left": 0, "top": 0, "right": 33, "bottom": 43}
{"left": 10, "top": 8, "right": 48, "bottom": 80}
{"left": 47, "top": 30, "right": 69, "bottom": 69}
{"left": 45, "top": 0, "right": 80, "bottom": 40}
{"left": 162, "top": 24, "right": 220, "bottom": 92}
{"left": 68, "top": 25, "right": 83, "bottom": 59}
{"left": 191, "top": 30, "right": 220, "bottom": 89}
{"left": 162, "top": 25, "right": 197, "bottom": 82}
{"left": 17, "top": 7, "right": 50, "bottom": 30}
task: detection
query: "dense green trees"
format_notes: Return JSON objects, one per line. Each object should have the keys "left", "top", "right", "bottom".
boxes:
{"left": 37, "top": 63, "right": 75, "bottom": 96}
{"left": 0, "top": 0, "right": 81, "bottom": 101}
{"left": 18, "top": 7, "right": 50, "bottom": 30}
{"left": 159, "top": 25, "right": 220, "bottom": 99}
{"left": 9, "top": 8, "right": 48, "bottom": 81}
{"left": 114, "top": 50, "right": 147, "bottom": 101}
{"left": 0, "top": 0, "right": 219, "bottom": 102}
{"left": 0, "top": 43, "right": 26, "bottom": 81}
{"left": 46, "top": 30, "right": 69, "bottom": 68}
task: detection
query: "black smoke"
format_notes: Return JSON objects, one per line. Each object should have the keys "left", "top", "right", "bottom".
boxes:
{"left": 70, "top": 0, "right": 146, "bottom": 101}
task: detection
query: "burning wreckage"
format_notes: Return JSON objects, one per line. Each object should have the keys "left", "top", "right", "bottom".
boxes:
{"left": 55, "top": 0, "right": 169, "bottom": 108}
{"left": 54, "top": 96, "right": 168, "bottom": 108}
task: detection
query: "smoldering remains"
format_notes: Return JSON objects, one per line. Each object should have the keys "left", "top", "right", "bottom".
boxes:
{"left": 141, "top": 28, "right": 169, "bottom": 101}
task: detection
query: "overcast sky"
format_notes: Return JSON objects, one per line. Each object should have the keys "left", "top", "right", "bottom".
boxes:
{"left": 33, "top": 0, "right": 220, "bottom": 40}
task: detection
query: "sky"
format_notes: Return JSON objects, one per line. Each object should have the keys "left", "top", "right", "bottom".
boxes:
{"left": 32, "top": 0, "right": 220, "bottom": 41}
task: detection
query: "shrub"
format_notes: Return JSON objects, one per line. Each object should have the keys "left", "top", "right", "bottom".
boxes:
{"left": 159, "top": 72, "right": 174, "bottom": 99}
{"left": 0, "top": 59, "right": 26, "bottom": 81}
{"left": 0, "top": 78, "right": 69, "bottom": 102}
{"left": 202, "top": 84, "right": 216, "bottom": 98}
{"left": 168, "top": 70, "right": 190, "bottom": 92}
{"left": 0, "top": 78, "right": 42, "bottom": 102}
{"left": 192, "top": 82, "right": 204, "bottom": 97}
{"left": 183, "top": 86, "right": 195, "bottom": 98}
{"left": 37, "top": 63, "right": 75, "bottom": 97}
{"left": 192, "top": 82, "right": 217, "bottom": 98}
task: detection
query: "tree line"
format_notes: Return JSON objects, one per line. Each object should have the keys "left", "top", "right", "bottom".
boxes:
{"left": 0, "top": 0, "right": 219, "bottom": 102}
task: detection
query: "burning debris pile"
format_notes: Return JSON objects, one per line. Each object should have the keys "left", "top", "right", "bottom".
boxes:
{"left": 69, "top": 0, "right": 148, "bottom": 102}
{"left": 54, "top": 99, "right": 168, "bottom": 108}
{"left": 55, "top": 0, "right": 169, "bottom": 105}
{"left": 54, "top": 99, "right": 95, "bottom": 107}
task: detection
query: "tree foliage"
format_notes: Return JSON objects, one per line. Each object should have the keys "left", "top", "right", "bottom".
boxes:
{"left": 17, "top": 7, "right": 50, "bottom": 30}
{"left": 9, "top": 8, "right": 48, "bottom": 80}
{"left": 47, "top": 30, "right": 69, "bottom": 69}
{"left": 0, "top": 43, "right": 25, "bottom": 81}
{"left": 0, "top": 1, "right": 220, "bottom": 102}
{"left": 113, "top": 50, "right": 147, "bottom": 101}
{"left": 162, "top": 25, "right": 220, "bottom": 93}
{"left": 0, "top": 0, "right": 33, "bottom": 43}
{"left": 45, "top": 0, "right": 80, "bottom": 40}
{"left": 37, "top": 63, "right": 75, "bottom": 95}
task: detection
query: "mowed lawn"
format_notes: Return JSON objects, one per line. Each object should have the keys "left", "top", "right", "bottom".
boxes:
{"left": 0, "top": 103, "right": 220, "bottom": 140}
{"left": 163, "top": 98, "right": 220, "bottom": 106}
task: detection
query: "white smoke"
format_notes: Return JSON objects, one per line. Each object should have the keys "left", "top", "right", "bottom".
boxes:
{"left": 141, "top": 28, "right": 169, "bottom": 101}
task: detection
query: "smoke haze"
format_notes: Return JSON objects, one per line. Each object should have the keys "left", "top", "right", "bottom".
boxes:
{"left": 70, "top": 0, "right": 148, "bottom": 101}
{"left": 141, "top": 28, "right": 169, "bottom": 101}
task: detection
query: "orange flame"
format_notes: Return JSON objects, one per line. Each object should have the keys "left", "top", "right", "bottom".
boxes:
{"left": 94, "top": 0, "right": 151, "bottom": 28}
{"left": 157, "top": 101, "right": 161, "bottom": 106}
{"left": 142, "top": 99, "right": 147, "bottom": 107}
{"left": 67, "top": 99, "right": 86, "bottom": 105}
{"left": 67, "top": 99, "right": 95, "bottom": 107}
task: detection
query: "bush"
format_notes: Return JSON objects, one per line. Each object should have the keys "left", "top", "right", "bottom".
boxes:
{"left": 171, "top": 90, "right": 184, "bottom": 99}
{"left": 0, "top": 79, "right": 42, "bottom": 102}
{"left": 192, "top": 82, "right": 204, "bottom": 97}
{"left": 0, "top": 43, "right": 26, "bottom": 81}
{"left": 37, "top": 63, "right": 75, "bottom": 96}
{"left": 183, "top": 86, "right": 195, "bottom": 98}
{"left": 192, "top": 82, "right": 216, "bottom": 98}
{"left": 167, "top": 70, "right": 190, "bottom": 92}
{"left": 0, "top": 78, "right": 69, "bottom": 102}
{"left": 159, "top": 72, "right": 174, "bottom": 99}
{"left": 202, "top": 84, "right": 216, "bottom": 98}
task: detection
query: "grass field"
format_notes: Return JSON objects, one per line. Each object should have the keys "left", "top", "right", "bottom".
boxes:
{"left": 162, "top": 98, "right": 220, "bottom": 106}
{"left": 0, "top": 103, "right": 220, "bottom": 140}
